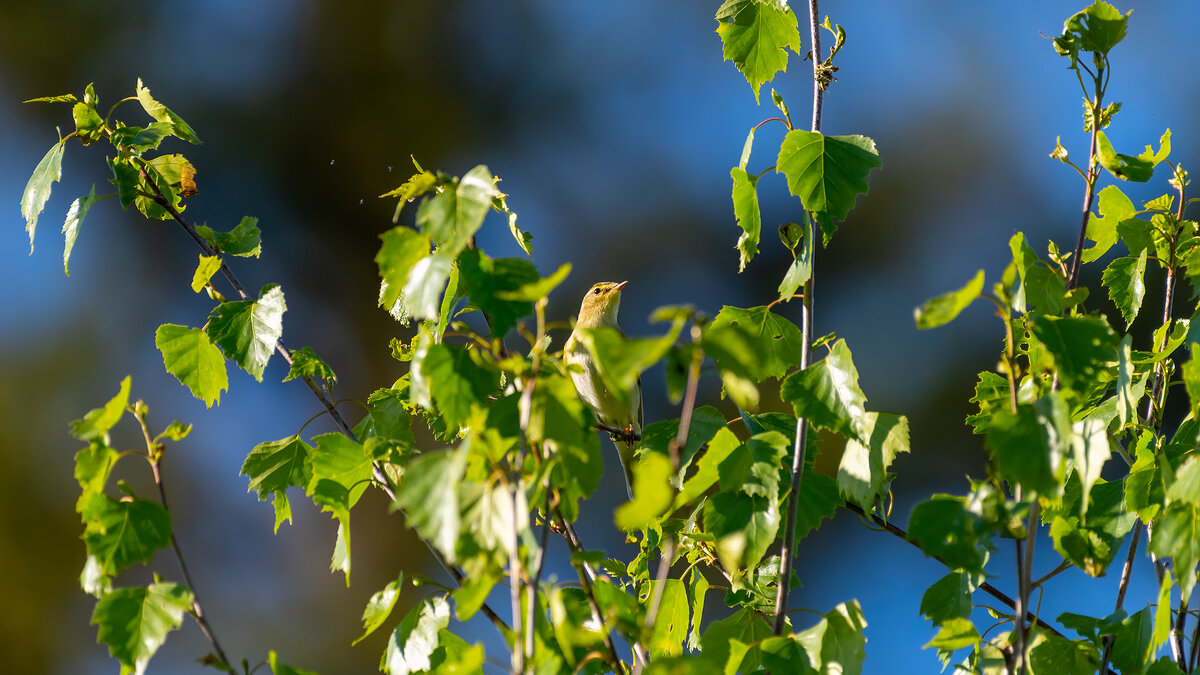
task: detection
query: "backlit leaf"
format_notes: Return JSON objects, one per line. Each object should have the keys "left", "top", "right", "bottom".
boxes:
{"left": 914, "top": 270, "right": 984, "bottom": 330}
{"left": 21, "top": 139, "right": 66, "bottom": 252}
{"left": 206, "top": 284, "right": 287, "bottom": 382}
{"left": 155, "top": 324, "right": 228, "bottom": 407}
{"left": 62, "top": 185, "right": 99, "bottom": 275}
{"left": 92, "top": 582, "right": 193, "bottom": 675}
{"left": 776, "top": 131, "right": 881, "bottom": 223}
{"left": 731, "top": 167, "right": 760, "bottom": 272}
{"left": 715, "top": 0, "right": 802, "bottom": 103}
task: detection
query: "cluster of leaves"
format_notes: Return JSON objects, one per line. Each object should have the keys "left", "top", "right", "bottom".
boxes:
{"left": 27, "top": 0, "right": 903, "bottom": 667}
{"left": 908, "top": 3, "right": 1200, "bottom": 673}
{"left": 42, "top": 2, "right": 1198, "bottom": 674}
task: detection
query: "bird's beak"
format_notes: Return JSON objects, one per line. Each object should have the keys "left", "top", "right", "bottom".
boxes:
{"left": 615, "top": 280, "right": 629, "bottom": 291}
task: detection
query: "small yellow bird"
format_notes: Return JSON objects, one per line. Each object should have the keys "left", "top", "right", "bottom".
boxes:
{"left": 564, "top": 281, "right": 642, "bottom": 497}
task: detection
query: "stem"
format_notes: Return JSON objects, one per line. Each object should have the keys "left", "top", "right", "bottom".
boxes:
{"left": 510, "top": 476, "right": 524, "bottom": 675}
{"left": 1099, "top": 526, "right": 1142, "bottom": 673}
{"left": 1173, "top": 597, "right": 1188, "bottom": 671}
{"left": 553, "top": 504, "right": 629, "bottom": 675}
{"left": 1015, "top": 502, "right": 1039, "bottom": 675}
{"left": 526, "top": 502, "right": 550, "bottom": 669}
{"left": 1012, "top": 536, "right": 1027, "bottom": 675}
{"left": 1065, "top": 102, "right": 1100, "bottom": 293}
{"left": 134, "top": 410, "right": 232, "bottom": 668}
{"left": 842, "top": 501, "right": 1065, "bottom": 639}
{"left": 773, "top": 0, "right": 823, "bottom": 637}
{"left": 774, "top": 218, "right": 815, "bottom": 636}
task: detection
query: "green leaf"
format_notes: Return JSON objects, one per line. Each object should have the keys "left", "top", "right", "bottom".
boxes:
{"left": 923, "top": 616, "right": 979, "bottom": 653}
{"left": 195, "top": 216, "right": 261, "bottom": 258}
{"left": 421, "top": 343, "right": 500, "bottom": 432}
{"left": 92, "top": 582, "right": 194, "bottom": 675}
{"left": 675, "top": 427, "right": 742, "bottom": 507}
{"left": 704, "top": 491, "right": 779, "bottom": 575}
{"left": 24, "top": 93, "right": 78, "bottom": 103}
{"left": 269, "top": 651, "right": 320, "bottom": 675}
{"left": 1029, "top": 314, "right": 1118, "bottom": 398}
{"left": 837, "top": 412, "right": 910, "bottom": 508}
{"left": 616, "top": 453, "right": 676, "bottom": 531}
{"left": 308, "top": 433, "right": 375, "bottom": 507}
{"left": 647, "top": 579, "right": 689, "bottom": 659}
{"left": 986, "top": 398, "right": 1067, "bottom": 497}
{"left": 776, "top": 131, "right": 882, "bottom": 223}
{"left": 1102, "top": 251, "right": 1148, "bottom": 329}
{"left": 155, "top": 324, "right": 228, "bottom": 407}
{"left": 1184, "top": 345, "right": 1200, "bottom": 424}
{"left": 1008, "top": 232, "right": 1066, "bottom": 314}
{"left": 914, "top": 270, "right": 984, "bottom": 330}
{"left": 72, "top": 100, "right": 104, "bottom": 143}
{"left": 795, "top": 600, "right": 868, "bottom": 675}
{"left": 284, "top": 346, "right": 338, "bottom": 386}
{"left": 920, "top": 573, "right": 974, "bottom": 627}
{"left": 527, "top": 373, "right": 603, "bottom": 520}
{"left": 777, "top": 222, "right": 813, "bottom": 302}
{"left": 1071, "top": 417, "right": 1111, "bottom": 517}
{"left": 241, "top": 435, "right": 312, "bottom": 532}
{"left": 206, "top": 284, "right": 287, "bottom": 382}
{"left": 376, "top": 226, "right": 431, "bottom": 312}
{"left": 458, "top": 249, "right": 540, "bottom": 337}
{"left": 109, "top": 122, "right": 175, "bottom": 154}
{"left": 75, "top": 441, "right": 120, "bottom": 505}
{"left": 494, "top": 262, "right": 571, "bottom": 302}
{"left": 1096, "top": 131, "right": 1155, "bottom": 182}
{"left": 1110, "top": 607, "right": 1154, "bottom": 674}
{"left": 687, "top": 568, "right": 711, "bottom": 651}
{"left": 714, "top": 0, "right": 801, "bottom": 102}
{"left": 701, "top": 607, "right": 772, "bottom": 673}
{"left": 1083, "top": 185, "right": 1134, "bottom": 262}
{"left": 191, "top": 254, "right": 222, "bottom": 293}
{"left": 381, "top": 160, "right": 440, "bottom": 219}
{"left": 135, "top": 78, "right": 200, "bottom": 143}
{"left": 706, "top": 306, "right": 804, "bottom": 381}
{"left": 415, "top": 165, "right": 499, "bottom": 256}
{"left": 1117, "top": 335, "right": 1136, "bottom": 427}
{"left": 793, "top": 470, "right": 840, "bottom": 542}
{"left": 21, "top": 139, "right": 66, "bottom": 252}
{"left": 1028, "top": 634, "right": 1099, "bottom": 675}
{"left": 80, "top": 496, "right": 172, "bottom": 576}
{"left": 354, "top": 573, "right": 405, "bottom": 645}
{"left": 69, "top": 375, "right": 131, "bottom": 442}
{"left": 403, "top": 251, "right": 454, "bottom": 322}
{"left": 393, "top": 442, "right": 469, "bottom": 563}
{"left": 309, "top": 483, "right": 352, "bottom": 581}
{"left": 780, "top": 339, "right": 868, "bottom": 443}
{"left": 1149, "top": 502, "right": 1200, "bottom": 602}
{"left": 381, "top": 597, "right": 451, "bottom": 675}
{"left": 731, "top": 167, "right": 760, "bottom": 273}
{"left": 907, "top": 495, "right": 991, "bottom": 574}
{"left": 62, "top": 185, "right": 99, "bottom": 275}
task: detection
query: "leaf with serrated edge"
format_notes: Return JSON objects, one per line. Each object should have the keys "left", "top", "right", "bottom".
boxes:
{"left": 715, "top": 0, "right": 802, "bottom": 102}
{"left": 62, "top": 186, "right": 98, "bottom": 275}
{"left": 777, "top": 131, "right": 881, "bottom": 223}
{"left": 1102, "top": 250, "right": 1147, "bottom": 328}
{"left": 155, "top": 324, "right": 228, "bottom": 407}
{"left": 22, "top": 140, "right": 66, "bottom": 252}
{"left": 206, "top": 284, "right": 287, "bottom": 382}
{"left": 91, "top": 582, "right": 193, "bottom": 675}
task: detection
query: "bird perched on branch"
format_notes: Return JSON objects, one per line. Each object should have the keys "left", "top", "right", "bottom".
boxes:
{"left": 564, "top": 281, "right": 642, "bottom": 497}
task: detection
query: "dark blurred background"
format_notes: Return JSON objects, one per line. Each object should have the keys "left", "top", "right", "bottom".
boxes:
{"left": 3, "top": 1, "right": 1197, "bottom": 673}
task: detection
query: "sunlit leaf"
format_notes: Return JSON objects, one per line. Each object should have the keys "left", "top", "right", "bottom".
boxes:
{"left": 92, "top": 582, "right": 194, "bottom": 675}
{"left": 155, "top": 324, "right": 228, "bottom": 407}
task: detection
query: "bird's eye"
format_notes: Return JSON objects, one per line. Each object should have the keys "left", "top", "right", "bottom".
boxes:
{"left": 593, "top": 288, "right": 602, "bottom": 295}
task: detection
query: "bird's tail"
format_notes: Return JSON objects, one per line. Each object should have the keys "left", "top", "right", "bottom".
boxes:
{"left": 616, "top": 441, "right": 635, "bottom": 501}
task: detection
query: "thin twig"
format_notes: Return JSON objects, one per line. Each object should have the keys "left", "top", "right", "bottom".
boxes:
{"left": 1174, "top": 596, "right": 1189, "bottom": 671}
{"left": 842, "top": 501, "right": 1065, "bottom": 639}
{"left": 553, "top": 504, "right": 628, "bottom": 675}
{"left": 1100, "top": 526, "right": 1142, "bottom": 673}
{"left": 134, "top": 411, "right": 232, "bottom": 668}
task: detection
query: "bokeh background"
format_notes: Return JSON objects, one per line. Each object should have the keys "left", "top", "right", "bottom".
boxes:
{"left": 3, "top": 1, "right": 1198, "bottom": 673}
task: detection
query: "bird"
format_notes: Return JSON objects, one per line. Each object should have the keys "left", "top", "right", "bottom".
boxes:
{"left": 564, "top": 281, "right": 642, "bottom": 498}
